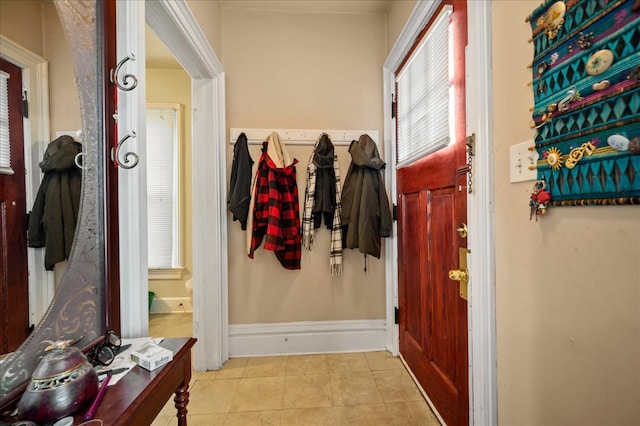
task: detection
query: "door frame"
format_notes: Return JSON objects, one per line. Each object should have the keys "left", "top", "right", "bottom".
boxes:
{"left": 117, "top": 0, "right": 228, "bottom": 371}
{"left": 382, "top": 1, "right": 496, "bottom": 425}
{"left": 0, "top": 36, "right": 55, "bottom": 326}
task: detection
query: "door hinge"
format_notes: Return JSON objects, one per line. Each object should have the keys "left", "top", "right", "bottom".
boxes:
{"left": 392, "top": 203, "right": 397, "bottom": 221}
{"left": 22, "top": 90, "right": 29, "bottom": 118}
{"left": 26, "top": 212, "right": 30, "bottom": 230}
{"left": 394, "top": 306, "right": 399, "bottom": 324}
{"left": 391, "top": 94, "right": 397, "bottom": 119}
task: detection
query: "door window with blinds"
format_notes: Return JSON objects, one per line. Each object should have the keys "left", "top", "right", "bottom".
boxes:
{"left": 146, "top": 104, "right": 182, "bottom": 275}
{"left": 0, "top": 70, "right": 12, "bottom": 175}
{"left": 395, "top": 5, "right": 453, "bottom": 168}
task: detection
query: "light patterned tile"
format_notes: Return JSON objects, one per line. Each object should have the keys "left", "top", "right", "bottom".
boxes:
{"left": 283, "top": 374, "right": 333, "bottom": 409}
{"left": 189, "top": 378, "right": 241, "bottom": 414}
{"left": 326, "top": 353, "right": 370, "bottom": 374}
{"left": 217, "top": 357, "right": 249, "bottom": 379}
{"left": 281, "top": 407, "right": 337, "bottom": 426}
{"left": 224, "top": 410, "right": 282, "bottom": 425}
{"left": 230, "top": 376, "right": 286, "bottom": 412}
{"left": 195, "top": 369, "right": 220, "bottom": 380}
{"left": 364, "top": 351, "right": 404, "bottom": 371}
{"left": 187, "top": 413, "right": 228, "bottom": 425}
{"left": 244, "top": 356, "right": 288, "bottom": 377}
{"left": 330, "top": 371, "right": 382, "bottom": 406}
{"left": 385, "top": 400, "right": 441, "bottom": 425}
{"left": 287, "top": 354, "right": 329, "bottom": 375}
{"left": 372, "top": 369, "right": 422, "bottom": 403}
{"left": 333, "top": 404, "right": 392, "bottom": 426}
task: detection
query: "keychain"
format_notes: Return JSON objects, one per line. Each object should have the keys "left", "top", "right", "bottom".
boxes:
{"left": 529, "top": 180, "right": 551, "bottom": 221}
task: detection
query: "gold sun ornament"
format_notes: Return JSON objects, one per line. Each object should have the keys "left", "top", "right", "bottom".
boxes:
{"left": 545, "top": 147, "right": 563, "bottom": 170}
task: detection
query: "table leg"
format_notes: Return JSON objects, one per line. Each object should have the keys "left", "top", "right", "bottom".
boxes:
{"left": 174, "top": 382, "right": 190, "bottom": 426}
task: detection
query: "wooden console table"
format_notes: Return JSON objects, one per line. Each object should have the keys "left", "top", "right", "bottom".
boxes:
{"left": 73, "top": 337, "right": 196, "bottom": 426}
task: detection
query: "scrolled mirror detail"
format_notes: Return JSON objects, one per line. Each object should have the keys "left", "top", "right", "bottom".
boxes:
{"left": 0, "top": 0, "right": 106, "bottom": 406}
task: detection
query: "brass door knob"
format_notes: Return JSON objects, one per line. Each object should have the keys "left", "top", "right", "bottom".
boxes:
{"left": 448, "top": 268, "right": 469, "bottom": 282}
{"left": 457, "top": 223, "right": 468, "bottom": 238}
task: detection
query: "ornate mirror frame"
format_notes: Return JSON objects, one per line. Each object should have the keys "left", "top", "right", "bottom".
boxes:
{"left": 0, "top": 0, "right": 107, "bottom": 407}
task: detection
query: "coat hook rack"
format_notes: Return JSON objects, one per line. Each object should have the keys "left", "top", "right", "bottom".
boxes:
{"left": 229, "top": 128, "right": 379, "bottom": 146}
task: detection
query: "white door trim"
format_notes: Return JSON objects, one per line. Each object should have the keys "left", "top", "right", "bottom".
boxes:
{"left": 118, "top": 0, "right": 228, "bottom": 371}
{"left": 0, "top": 36, "right": 55, "bottom": 326}
{"left": 382, "top": 1, "right": 497, "bottom": 425}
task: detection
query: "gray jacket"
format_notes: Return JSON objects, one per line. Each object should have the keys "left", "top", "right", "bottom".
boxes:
{"left": 340, "top": 134, "right": 392, "bottom": 259}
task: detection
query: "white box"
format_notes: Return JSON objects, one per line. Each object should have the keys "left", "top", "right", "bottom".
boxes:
{"left": 130, "top": 344, "right": 173, "bottom": 371}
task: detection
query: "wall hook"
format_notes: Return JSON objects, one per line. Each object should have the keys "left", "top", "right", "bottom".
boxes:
{"left": 110, "top": 53, "right": 138, "bottom": 91}
{"left": 112, "top": 131, "right": 139, "bottom": 169}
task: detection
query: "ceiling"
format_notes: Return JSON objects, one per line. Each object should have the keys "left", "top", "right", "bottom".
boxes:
{"left": 145, "top": 0, "right": 393, "bottom": 69}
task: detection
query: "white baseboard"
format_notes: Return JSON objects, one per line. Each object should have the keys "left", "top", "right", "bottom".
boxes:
{"left": 149, "top": 296, "right": 192, "bottom": 313}
{"left": 229, "top": 320, "right": 387, "bottom": 357}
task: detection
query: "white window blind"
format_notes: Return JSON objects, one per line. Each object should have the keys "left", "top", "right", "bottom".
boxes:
{"left": 396, "top": 6, "right": 453, "bottom": 168}
{"left": 0, "top": 70, "right": 12, "bottom": 174}
{"left": 146, "top": 104, "right": 181, "bottom": 269}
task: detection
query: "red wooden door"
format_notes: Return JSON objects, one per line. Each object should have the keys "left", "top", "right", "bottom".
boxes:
{"left": 396, "top": 1, "right": 468, "bottom": 425}
{"left": 0, "top": 57, "right": 30, "bottom": 353}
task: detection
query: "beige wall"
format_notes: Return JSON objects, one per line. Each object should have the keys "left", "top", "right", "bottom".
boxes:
{"left": 221, "top": 7, "right": 388, "bottom": 324}
{"left": 0, "top": 1, "right": 44, "bottom": 57}
{"left": 146, "top": 68, "right": 192, "bottom": 300}
{"left": 0, "top": 1, "right": 80, "bottom": 138}
{"left": 492, "top": 1, "right": 640, "bottom": 425}
{"left": 386, "top": 0, "right": 416, "bottom": 54}
{"left": 186, "top": 0, "right": 223, "bottom": 56}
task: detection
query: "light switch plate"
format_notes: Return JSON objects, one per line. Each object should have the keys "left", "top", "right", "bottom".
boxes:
{"left": 509, "top": 140, "right": 539, "bottom": 183}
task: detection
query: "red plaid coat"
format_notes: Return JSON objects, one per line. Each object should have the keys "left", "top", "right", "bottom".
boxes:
{"left": 248, "top": 142, "right": 301, "bottom": 270}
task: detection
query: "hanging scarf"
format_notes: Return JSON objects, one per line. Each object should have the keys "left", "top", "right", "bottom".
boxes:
{"left": 302, "top": 133, "right": 343, "bottom": 275}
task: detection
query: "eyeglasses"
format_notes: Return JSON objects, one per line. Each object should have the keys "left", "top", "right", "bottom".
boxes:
{"left": 88, "top": 330, "right": 122, "bottom": 366}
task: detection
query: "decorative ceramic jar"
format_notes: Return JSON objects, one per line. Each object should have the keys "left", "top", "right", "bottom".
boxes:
{"left": 17, "top": 341, "right": 98, "bottom": 424}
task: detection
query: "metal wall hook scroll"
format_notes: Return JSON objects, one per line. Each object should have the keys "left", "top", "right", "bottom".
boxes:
{"left": 110, "top": 53, "right": 138, "bottom": 91}
{"left": 112, "top": 131, "right": 139, "bottom": 169}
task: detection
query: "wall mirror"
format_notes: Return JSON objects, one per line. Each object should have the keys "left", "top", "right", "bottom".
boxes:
{"left": 0, "top": 0, "right": 107, "bottom": 409}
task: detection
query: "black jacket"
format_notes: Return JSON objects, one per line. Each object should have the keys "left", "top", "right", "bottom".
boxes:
{"left": 28, "top": 135, "right": 82, "bottom": 270}
{"left": 228, "top": 132, "right": 254, "bottom": 229}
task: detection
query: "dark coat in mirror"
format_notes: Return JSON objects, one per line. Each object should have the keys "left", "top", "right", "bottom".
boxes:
{"left": 27, "top": 135, "right": 82, "bottom": 270}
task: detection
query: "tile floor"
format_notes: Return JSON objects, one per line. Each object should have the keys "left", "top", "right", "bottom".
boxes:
{"left": 149, "top": 313, "right": 440, "bottom": 426}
